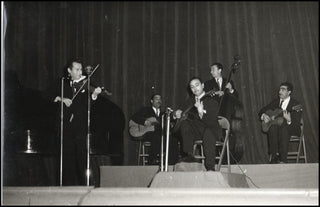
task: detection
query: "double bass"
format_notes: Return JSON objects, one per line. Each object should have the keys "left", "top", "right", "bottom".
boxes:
{"left": 215, "top": 56, "right": 245, "bottom": 164}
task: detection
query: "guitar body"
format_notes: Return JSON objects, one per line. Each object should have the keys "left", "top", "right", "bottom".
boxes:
{"left": 261, "top": 104, "right": 302, "bottom": 132}
{"left": 129, "top": 117, "right": 158, "bottom": 138}
{"left": 261, "top": 117, "right": 284, "bottom": 132}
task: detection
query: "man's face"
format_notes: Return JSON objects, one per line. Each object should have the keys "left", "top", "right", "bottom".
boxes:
{"left": 68, "top": 62, "right": 83, "bottom": 80}
{"left": 190, "top": 79, "right": 204, "bottom": 97}
{"left": 151, "top": 95, "right": 162, "bottom": 108}
{"left": 210, "top": 65, "right": 221, "bottom": 78}
{"left": 279, "top": 85, "right": 291, "bottom": 99}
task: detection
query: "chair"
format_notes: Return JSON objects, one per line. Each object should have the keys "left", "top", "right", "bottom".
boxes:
{"left": 192, "top": 116, "right": 231, "bottom": 171}
{"left": 287, "top": 117, "right": 307, "bottom": 163}
{"left": 137, "top": 140, "right": 151, "bottom": 165}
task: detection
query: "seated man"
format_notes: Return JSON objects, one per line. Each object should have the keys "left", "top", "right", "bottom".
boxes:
{"left": 129, "top": 94, "right": 162, "bottom": 165}
{"left": 258, "top": 82, "right": 302, "bottom": 163}
{"left": 174, "top": 77, "right": 222, "bottom": 171}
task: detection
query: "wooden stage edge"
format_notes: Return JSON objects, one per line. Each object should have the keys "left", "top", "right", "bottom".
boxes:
{"left": 3, "top": 163, "right": 319, "bottom": 205}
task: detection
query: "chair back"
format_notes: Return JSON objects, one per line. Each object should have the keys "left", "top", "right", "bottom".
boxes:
{"left": 217, "top": 116, "right": 230, "bottom": 133}
{"left": 216, "top": 116, "right": 231, "bottom": 172}
{"left": 300, "top": 117, "right": 304, "bottom": 136}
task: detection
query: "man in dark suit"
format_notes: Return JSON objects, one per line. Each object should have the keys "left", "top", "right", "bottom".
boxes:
{"left": 44, "top": 58, "right": 102, "bottom": 185}
{"left": 174, "top": 77, "right": 222, "bottom": 171}
{"left": 130, "top": 94, "right": 163, "bottom": 165}
{"left": 258, "top": 82, "right": 302, "bottom": 163}
{"left": 204, "top": 62, "right": 239, "bottom": 120}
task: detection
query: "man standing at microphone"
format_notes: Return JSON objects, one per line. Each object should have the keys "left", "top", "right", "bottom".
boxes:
{"left": 44, "top": 58, "right": 102, "bottom": 185}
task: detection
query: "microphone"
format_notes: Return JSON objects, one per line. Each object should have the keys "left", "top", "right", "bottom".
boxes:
{"left": 166, "top": 107, "right": 174, "bottom": 112}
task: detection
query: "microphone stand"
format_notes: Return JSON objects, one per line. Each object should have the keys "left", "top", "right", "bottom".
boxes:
{"left": 165, "top": 107, "right": 173, "bottom": 172}
{"left": 160, "top": 114, "right": 165, "bottom": 172}
{"left": 59, "top": 77, "right": 64, "bottom": 186}
{"left": 86, "top": 70, "right": 92, "bottom": 186}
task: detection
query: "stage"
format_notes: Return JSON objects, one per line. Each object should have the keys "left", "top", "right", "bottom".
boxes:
{"left": 3, "top": 163, "right": 319, "bottom": 205}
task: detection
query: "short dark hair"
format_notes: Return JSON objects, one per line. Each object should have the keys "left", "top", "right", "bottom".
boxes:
{"left": 150, "top": 93, "right": 161, "bottom": 100}
{"left": 63, "top": 58, "right": 83, "bottom": 77}
{"left": 67, "top": 58, "right": 83, "bottom": 69}
{"left": 211, "top": 62, "right": 223, "bottom": 71}
{"left": 280, "top": 82, "right": 293, "bottom": 92}
{"left": 189, "top": 76, "right": 203, "bottom": 85}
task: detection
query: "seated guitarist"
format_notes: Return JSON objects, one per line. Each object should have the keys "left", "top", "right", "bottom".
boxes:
{"left": 174, "top": 77, "right": 222, "bottom": 171}
{"left": 130, "top": 93, "right": 162, "bottom": 165}
{"left": 258, "top": 82, "right": 302, "bottom": 164}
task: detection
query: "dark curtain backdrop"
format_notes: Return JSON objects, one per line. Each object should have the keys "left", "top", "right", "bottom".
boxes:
{"left": 4, "top": 1, "right": 318, "bottom": 165}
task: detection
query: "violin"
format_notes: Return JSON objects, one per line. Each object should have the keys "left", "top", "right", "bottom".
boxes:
{"left": 71, "top": 77, "right": 112, "bottom": 101}
{"left": 71, "top": 64, "right": 112, "bottom": 101}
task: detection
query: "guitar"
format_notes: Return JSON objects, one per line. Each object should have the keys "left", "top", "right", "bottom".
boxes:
{"left": 129, "top": 117, "right": 159, "bottom": 138}
{"left": 261, "top": 104, "right": 302, "bottom": 132}
{"left": 172, "top": 89, "right": 217, "bottom": 133}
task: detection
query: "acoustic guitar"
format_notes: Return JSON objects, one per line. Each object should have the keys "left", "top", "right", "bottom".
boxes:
{"left": 261, "top": 104, "right": 302, "bottom": 132}
{"left": 172, "top": 89, "right": 217, "bottom": 133}
{"left": 129, "top": 117, "right": 159, "bottom": 138}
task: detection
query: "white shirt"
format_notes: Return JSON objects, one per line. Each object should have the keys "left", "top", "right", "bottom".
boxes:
{"left": 71, "top": 75, "right": 98, "bottom": 100}
{"left": 196, "top": 92, "right": 206, "bottom": 101}
{"left": 152, "top": 107, "right": 160, "bottom": 117}
{"left": 70, "top": 75, "right": 86, "bottom": 87}
{"left": 280, "top": 96, "right": 290, "bottom": 110}
{"left": 216, "top": 77, "right": 222, "bottom": 89}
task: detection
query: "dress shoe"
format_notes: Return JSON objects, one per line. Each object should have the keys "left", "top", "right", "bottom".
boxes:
{"left": 269, "top": 155, "right": 279, "bottom": 164}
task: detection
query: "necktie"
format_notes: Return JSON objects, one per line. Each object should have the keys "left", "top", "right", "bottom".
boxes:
{"left": 279, "top": 100, "right": 284, "bottom": 109}
{"left": 71, "top": 81, "right": 76, "bottom": 97}
{"left": 157, "top": 109, "right": 160, "bottom": 117}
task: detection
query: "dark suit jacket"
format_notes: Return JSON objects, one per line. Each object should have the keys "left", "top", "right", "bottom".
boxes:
{"left": 204, "top": 78, "right": 239, "bottom": 99}
{"left": 131, "top": 107, "right": 162, "bottom": 125}
{"left": 258, "top": 97, "right": 302, "bottom": 136}
{"left": 180, "top": 95, "right": 222, "bottom": 139}
{"left": 44, "top": 77, "right": 97, "bottom": 128}
{"left": 204, "top": 78, "right": 239, "bottom": 119}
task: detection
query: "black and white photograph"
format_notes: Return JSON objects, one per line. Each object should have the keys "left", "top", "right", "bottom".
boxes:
{"left": 1, "top": 1, "right": 318, "bottom": 205}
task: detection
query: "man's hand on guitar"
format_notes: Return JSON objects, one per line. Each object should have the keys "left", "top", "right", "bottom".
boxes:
{"left": 261, "top": 113, "right": 271, "bottom": 123}
{"left": 283, "top": 110, "right": 291, "bottom": 123}
{"left": 194, "top": 99, "right": 205, "bottom": 118}
{"left": 215, "top": 90, "right": 224, "bottom": 97}
{"left": 144, "top": 117, "right": 158, "bottom": 126}
{"left": 173, "top": 109, "right": 183, "bottom": 119}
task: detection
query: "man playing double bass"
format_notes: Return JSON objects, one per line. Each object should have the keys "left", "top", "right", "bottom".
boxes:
{"left": 204, "top": 62, "right": 239, "bottom": 121}
{"left": 204, "top": 62, "right": 245, "bottom": 164}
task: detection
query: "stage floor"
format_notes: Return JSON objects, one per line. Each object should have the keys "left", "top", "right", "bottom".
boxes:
{"left": 2, "top": 163, "right": 319, "bottom": 205}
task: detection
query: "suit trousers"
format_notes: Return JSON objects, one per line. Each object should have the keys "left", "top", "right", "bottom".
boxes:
{"left": 62, "top": 121, "right": 87, "bottom": 185}
{"left": 268, "top": 123, "right": 290, "bottom": 162}
{"left": 180, "top": 119, "right": 217, "bottom": 170}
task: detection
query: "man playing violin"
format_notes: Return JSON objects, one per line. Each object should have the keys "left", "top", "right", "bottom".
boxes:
{"left": 174, "top": 77, "right": 221, "bottom": 171}
{"left": 204, "top": 62, "right": 239, "bottom": 120}
{"left": 44, "top": 58, "right": 102, "bottom": 185}
{"left": 258, "top": 82, "right": 302, "bottom": 164}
